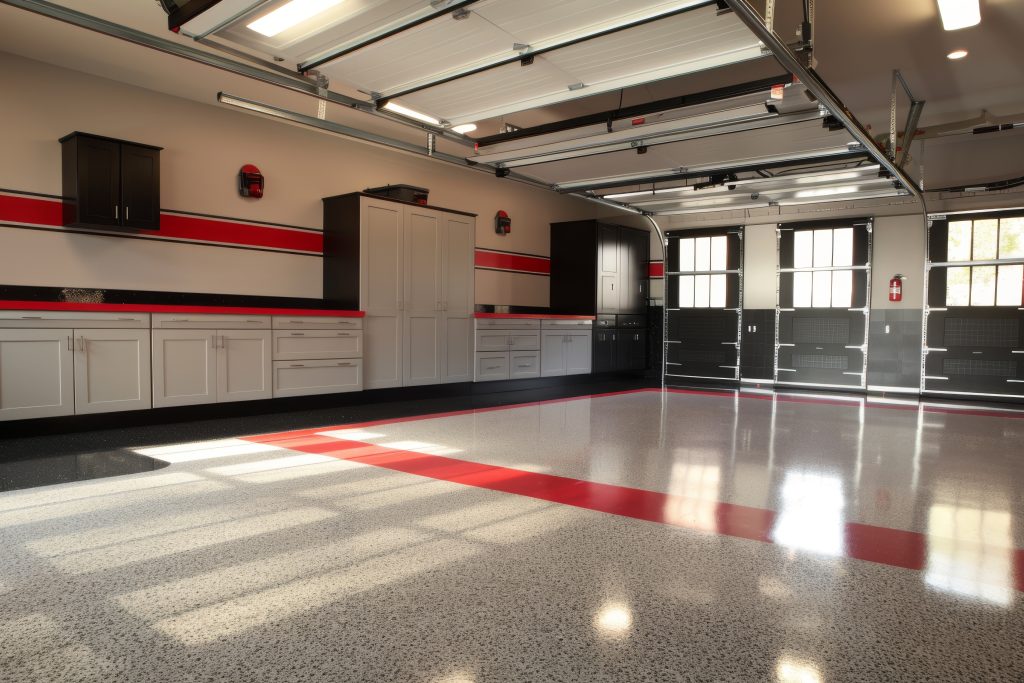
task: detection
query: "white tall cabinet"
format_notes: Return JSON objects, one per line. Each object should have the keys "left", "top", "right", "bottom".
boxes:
{"left": 323, "top": 193, "right": 475, "bottom": 390}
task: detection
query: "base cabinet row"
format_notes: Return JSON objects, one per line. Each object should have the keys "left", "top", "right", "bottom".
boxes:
{"left": 152, "top": 329, "right": 272, "bottom": 408}
{"left": 473, "top": 319, "right": 592, "bottom": 381}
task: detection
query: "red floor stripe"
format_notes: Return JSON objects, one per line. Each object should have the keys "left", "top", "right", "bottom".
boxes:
{"left": 241, "top": 428, "right": 1023, "bottom": 589}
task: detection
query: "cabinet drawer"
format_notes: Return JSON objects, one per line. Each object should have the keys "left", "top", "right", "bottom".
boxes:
{"left": 271, "top": 330, "right": 362, "bottom": 361}
{"left": 541, "top": 319, "right": 593, "bottom": 329}
{"left": 272, "top": 316, "right": 362, "bottom": 330}
{"left": 272, "top": 359, "right": 362, "bottom": 397}
{"left": 508, "top": 331, "right": 540, "bottom": 351}
{"left": 475, "top": 330, "right": 510, "bottom": 352}
{"left": 0, "top": 311, "right": 149, "bottom": 329}
{"left": 509, "top": 351, "right": 540, "bottom": 379}
{"left": 475, "top": 353, "right": 510, "bottom": 381}
{"left": 475, "top": 318, "right": 540, "bottom": 330}
{"left": 152, "top": 314, "right": 271, "bottom": 329}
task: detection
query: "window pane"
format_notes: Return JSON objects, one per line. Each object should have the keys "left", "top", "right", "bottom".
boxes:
{"left": 812, "top": 270, "right": 832, "bottom": 307}
{"left": 793, "top": 272, "right": 812, "bottom": 307}
{"left": 679, "top": 239, "right": 695, "bottom": 272}
{"left": 694, "top": 237, "right": 711, "bottom": 271}
{"left": 998, "top": 217, "right": 1024, "bottom": 259}
{"left": 794, "top": 231, "right": 813, "bottom": 268}
{"left": 947, "top": 221, "right": 973, "bottom": 262}
{"left": 831, "top": 270, "right": 853, "bottom": 308}
{"left": 970, "top": 266, "right": 996, "bottom": 306}
{"left": 832, "top": 228, "right": 853, "bottom": 267}
{"left": 710, "top": 235, "right": 727, "bottom": 271}
{"left": 996, "top": 265, "right": 1023, "bottom": 306}
{"left": 972, "top": 220, "right": 998, "bottom": 261}
{"left": 946, "top": 267, "right": 971, "bottom": 306}
{"left": 710, "top": 274, "right": 727, "bottom": 308}
{"left": 694, "top": 274, "right": 711, "bottom": 308}
{"left": 678, "top": 275, "right": 694, "bottom": 308}
{"left": 813, "top": 229, "right": 834, "bottom": 267}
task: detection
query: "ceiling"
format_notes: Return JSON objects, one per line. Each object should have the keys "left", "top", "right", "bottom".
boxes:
{"left": 0, "top": 0, "right": 1020, "bottom": 214}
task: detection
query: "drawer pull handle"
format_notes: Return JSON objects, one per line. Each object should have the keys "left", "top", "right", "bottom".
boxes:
{"left": 485, "top": 365, "right": 501, "bottom": 370}
{"left": 20, "top": 315, "right": 43, "bottom": 319}
{"left": 336, "top": 333, "right": 352, "bottom": 337}
{"left": 290, "top": 363, "right": 306, "bottom": 367}
{"left": 291, "top": 333, "right": 305, "bottom": 336}
{"left": 246, "top": 320, "right": 262, "bottom": 323}
{"left": 517, "top": 364, "right": 531, "bottom": 368}
{"left": 337, "top": 362, "right": 355, "bottom": 367}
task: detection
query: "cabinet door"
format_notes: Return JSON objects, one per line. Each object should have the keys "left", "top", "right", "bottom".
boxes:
{"left": 0, "top": 329, "right": 74, "bottom": 421}
{"left": 442, "top": 315, "right": 473, "bottom": 383}
{"left": 152, "top": 329, "right": 216, "bottom": 408}
{"left": 74, "top": 329, "right": 151, "bottom": 414}
{"left": 565, "top": 332, "right": 593, "bottom": 375}
{"left": 76, "top": 136, "right": 121, "bottom": 228}
{"left": 217, "top": 330, "right": 272, "bottom": 403}
{"left": 476, "top": 353, "right": 510, "bottom": 381}
{"left": 403, "top": 207, "right": 443, "bottom": 386}
{"left": 616, "top": 330, "right": 647, "bottom": 371}
{"left": 594, "top": 330, "right": 614, "bottom": 373}
{"left": 121, "top": 144, "right": 160, "bottom": 230}
{"left": 360, "top": 198, "right": 404, "bottom": 388}
{"left": 541, "top": 332, "right": 567, "bottom": 377}
{"left": 598, "top": 224, "right": 620, "bottom": 313}
{"left": 509, "top": 351, "right": 541, "bottom": 379}
{"left": 441, "top": 213, "right": 475, "bottom": 383}
{"left": 621, "top": 229, "right": 649, "bottom": 314}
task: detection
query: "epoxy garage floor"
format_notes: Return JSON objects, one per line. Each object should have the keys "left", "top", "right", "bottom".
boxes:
{"left": 1, "top": 389, "right": 1023, "bottom": 682}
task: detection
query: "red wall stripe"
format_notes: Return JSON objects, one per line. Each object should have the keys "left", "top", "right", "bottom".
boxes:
{"left": 649, "top": 261, "right": 664, "bottom": 277}
{"left": 0, "top": 192, "right": 322, "bottom": 254}
{"left": 474, "top": 249, "right": 550, "bottom": 275}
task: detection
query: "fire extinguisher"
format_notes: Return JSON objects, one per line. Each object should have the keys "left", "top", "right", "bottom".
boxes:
{"left": 889, "top": 274, "right": 905, "bottom": 302}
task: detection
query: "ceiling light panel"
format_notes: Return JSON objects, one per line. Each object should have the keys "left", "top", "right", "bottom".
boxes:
{"left": 937, "top": 0, "right": 981, "bottom": 31}
{"left": 248, "top": 0, "right": 345, "bottom": 37}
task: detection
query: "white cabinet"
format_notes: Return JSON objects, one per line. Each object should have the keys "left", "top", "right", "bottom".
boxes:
{"left": 474, "top": 319, "right": 542, "bottom": 381}
{"left": 0, "top": 313, "right": 151, "bottom": 420}
{"left": 73, "top": 329, "right": 151, "bottom": 414}
{"left": 349, "top": 196, "right": 475, "bottom": 389}
{"left": 541, "top": 330, "right": 593, "bottom": 377}
{"left": 270, "top": 317, "right": 363, "bottom": 398}
{"left": 0, "top": 329, "right": 74, "bottom": 421}
{"left": 152, "top": 325, "right": 271, "bottom": 408}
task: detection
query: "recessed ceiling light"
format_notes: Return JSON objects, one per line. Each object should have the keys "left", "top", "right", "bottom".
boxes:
{"left": 936, "top": 0, "right": 980, "bottom": 31}
{"left": 451, "top": 123, "right": 477, "bottom": 134}
{"left": 381, "top": 101, "right": 441, "bottom": 126}
{"left": 248, "top": 0, "right": 344, "bottom": 38}
{"left": 947, "top": 49, "right": 969, "bottom": 60}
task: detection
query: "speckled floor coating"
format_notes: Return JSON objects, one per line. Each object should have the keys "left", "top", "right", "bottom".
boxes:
{"left": 0, "top": 389, "right": 1022, "bottom": 682}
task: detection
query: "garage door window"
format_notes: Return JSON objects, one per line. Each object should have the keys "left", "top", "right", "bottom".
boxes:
{"left": 945, "top": 217, "right": 1024, "bottom": 307}
{"left": 676, "top": 235, "right": 728, "bottom": 308}
{"left": 792, "top": 227, "right": 854, "bottom": 308}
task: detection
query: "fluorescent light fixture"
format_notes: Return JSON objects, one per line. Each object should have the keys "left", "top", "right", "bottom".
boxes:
{"left": 794, "top": 170, "right": 864, "bottom": 184}
{"left": 382, "top": 101, "right": 441, "bottom": 126}
{"left": 451, "top": 123, "right": 477, "bottom": 135}
{"left": 936, "top": 0, "right": 980, "bottom": 31}
{"left": 947, "top": 49, "right": 969, "bottom": 60}
{"left": 793, "top": 185, "right": 859, "bottom": 199}
{"left": 602, "top": 190, "right": 658, "bottom": 200}
{"left": 248, "top": 0, "right": 344, "bottom": 37}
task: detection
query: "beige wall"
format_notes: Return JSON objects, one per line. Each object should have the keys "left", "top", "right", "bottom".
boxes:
{"left": 0, "top": 52, "right": 607, "bottom": 304}
{"left": 871, "top": 215, "right": 927, "bottom": 310}
{"left": 742, "top": 224, "right": 779, "bottom": 309}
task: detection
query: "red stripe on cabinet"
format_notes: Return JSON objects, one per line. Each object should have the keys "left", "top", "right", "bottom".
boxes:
{"left": 649, "top": 261, "right": 664, "bottom": 277}
{"left": 474, "top": 250, "right": 550, "bottom": 275}
{"left": 0, "top": 192, "right": 322, "bottom": 254}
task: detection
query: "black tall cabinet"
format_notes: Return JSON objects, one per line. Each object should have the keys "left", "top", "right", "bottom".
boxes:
{"left": 550, "top": 220, "right": 650, "bottom": 372}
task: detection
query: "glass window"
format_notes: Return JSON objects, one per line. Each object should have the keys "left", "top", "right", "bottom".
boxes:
{"left": 946, "top": 267, "right": 971, "bottom": 307}
{"left": 813, "top": 229, "right": 833, "bottom": 267}
{"left": 710, "top": 236, "right": 727, "bottom": 271}
{"left": 999, "top": 217, "right": 1024, "bottom": 259}
{"left": 947, "top": 221, "right": 973, "bottom": 262}
{"left": 794, "top": 231, "right": 813, "bottom": 269}
{"left": 996, "top": 265, "right": 1023, "bottom": 306}
{"left": 694, "top": 274, "right": 710, "bottom": 308}
{"left": 710, "top": 274, "right": 727, "bottom": 308}
{"left": 793, "top": 272, "right": 812, "bottom": 308}
{"left": 678, "top": 275, "right": 694, "bottom": 308}
{"left": 812, "top": 270, "right": 832, "bottom": 308}
{"left": 832, "top": 228, "right": 854, "bottom": 267}
{"left": 972, "top": 220, "right": 999, "bottom": 260}
{"left": 970, "top": 266, "right": 996, "bottom": 306}
{"left": 831, "top": 270, "right": 853, "bottom": 308}
{"left": 694, "top": 237, "right": 711, "bottom": 271}
{"left": 679, "top": 239, "right": 695, "bottom": 272}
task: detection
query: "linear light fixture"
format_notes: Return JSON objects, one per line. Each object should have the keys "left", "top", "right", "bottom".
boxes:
{"left": 381, "top": 101, "right": 442, "bottom": 126}
{"left": 248, "top": 0, "right": 344, "bottom": 38}
{"left": 937, "top": 0, "right": 980, "bottom": 31}
{"left": 451, "top": 123, "right": 477, "bottom": 134}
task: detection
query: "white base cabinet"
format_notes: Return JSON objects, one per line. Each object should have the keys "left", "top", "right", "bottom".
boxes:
{"left": 270, "top": 317, "right": 363, "bottom": 397}
{"left": 0, "top": 329, "right": 75, "bottom": 421}
{"left": 74, "top": 329, "right": 151, "bottom": 414}
{"left": 272, "top": 359, "right": 362, "bottom": 397}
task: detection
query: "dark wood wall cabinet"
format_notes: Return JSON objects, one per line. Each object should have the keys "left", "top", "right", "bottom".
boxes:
{"left": 550, "top": 220, "right": 650, "bottom": 372}
{"left": 60, "top": 132, "right": 162, "bottom": 231}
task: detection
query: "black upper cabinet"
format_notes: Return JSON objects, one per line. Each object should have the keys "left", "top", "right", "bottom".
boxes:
{"left": 61, "top": 132, "right": 162, "bottom": 231}
{"left": 550, "top": 220, "right": 649, "bottom": 315}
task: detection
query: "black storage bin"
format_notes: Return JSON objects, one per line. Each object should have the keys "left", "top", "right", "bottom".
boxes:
{"left": 364, "top": 184, "right": 429, "bottom": 204}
